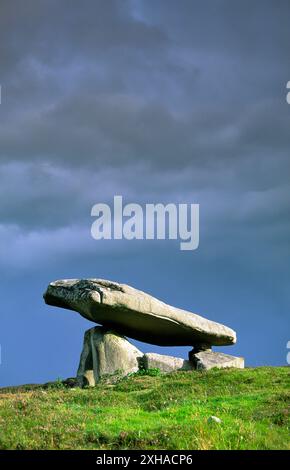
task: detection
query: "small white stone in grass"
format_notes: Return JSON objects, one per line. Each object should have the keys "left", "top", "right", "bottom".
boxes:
{"left": 207, "top": 416, "right": 222, "bottom": 424}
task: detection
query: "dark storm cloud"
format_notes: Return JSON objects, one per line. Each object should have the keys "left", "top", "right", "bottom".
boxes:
{"left": 0, "top": 0, "right": 167, "bottom": 72}
{"left": 141, "top": 0, "right": 290, "bottom": 57}
{"left": 0, "top": 1, "right": 289, "bottom": 170}
{"left": 0, "top": 0, "right": 289, "bottom": 258}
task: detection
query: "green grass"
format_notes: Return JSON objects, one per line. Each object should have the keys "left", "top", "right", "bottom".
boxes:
{"left": 0, "top": 367, "right": 289, "bottom": 450}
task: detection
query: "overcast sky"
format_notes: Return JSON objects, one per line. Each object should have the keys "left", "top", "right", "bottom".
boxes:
{"left": 1, "top": 0, "right": 290, "bottom": 386}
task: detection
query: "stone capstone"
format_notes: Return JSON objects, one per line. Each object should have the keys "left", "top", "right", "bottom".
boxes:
{"left": 44, "top": 278, "right": 236, "bottom": 347}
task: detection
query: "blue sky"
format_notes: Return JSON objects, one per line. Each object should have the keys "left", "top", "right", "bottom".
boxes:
{"left": 0, "top": 0, "right": 290, "bottom": 386}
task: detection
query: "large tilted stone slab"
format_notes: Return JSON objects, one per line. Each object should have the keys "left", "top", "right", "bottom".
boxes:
{"left": 142, "top": 353, "right": 193, "bottom": 373}
{"left": 192, "top": 351, "right": 244, "bottom": 371}
{"left": 43, "top": 278, "right": 236, "bottom": 347}
{"left": 77, "top": 327, "right": 143, "bottom": 386}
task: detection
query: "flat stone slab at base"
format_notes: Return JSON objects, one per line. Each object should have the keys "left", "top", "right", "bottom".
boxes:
{"left": 77, "top": 327, "right": 143, "bottom": 386}
{"left": 192, "top": 351, "right": 244, "bottom": 371}
{"left": 143, "top": 353, "right": 193, "bottom": 373}
{"left": 76, "top": 328, "right": 244, "bottom": 386}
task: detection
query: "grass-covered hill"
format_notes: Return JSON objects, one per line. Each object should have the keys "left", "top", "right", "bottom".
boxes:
{"left": 0, "top": 367, "right": 289, "bottom": 450}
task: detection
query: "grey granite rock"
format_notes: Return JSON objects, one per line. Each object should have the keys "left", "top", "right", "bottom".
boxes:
{"left": 208, "top": 416, "right": 222, "bottom": 424}
{"left": 77, "top": 326, "right": 143, "bottom": 386}
{"left": 44, "top": 278, "right": 236, "bottom": 347}
{"left": 192, "top": 350, "right": 244, "bottom": 370}
{"left": 142, "top": 352, "right": 193, "bottom": 373}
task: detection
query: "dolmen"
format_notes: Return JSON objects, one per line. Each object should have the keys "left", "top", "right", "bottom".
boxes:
{"left": 43, "top": 278, "right": 244, "bottom": 386}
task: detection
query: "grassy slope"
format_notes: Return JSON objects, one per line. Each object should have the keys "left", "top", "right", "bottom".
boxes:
{"left": 0, "top": 367, "right": 289, "bottom": 450}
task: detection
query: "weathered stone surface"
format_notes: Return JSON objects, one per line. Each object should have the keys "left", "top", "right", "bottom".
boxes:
{"left": 142, "top": 352, "right": 193, "bottom": 373}
{"left": 44, "top": 278, "right": 236, "bottom": 347}
{"left": 77, "top": 327, "right": 143, "bottom": 386}
{"left": 207, "top": 416, "right": 222, "bottom": 424}
{"left": 188, "top": 344, "right": 212, "bottom": 362}
{"left": 192, "top": 351, "right": 244, "bottom": 370}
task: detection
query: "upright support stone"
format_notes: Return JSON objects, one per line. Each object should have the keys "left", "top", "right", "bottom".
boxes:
{"left": 188, "top": 343, "right": 212, "bottom": 362}
{"left": 77, "top": 327, "right": 143, "bottom": 387}
{"left": 191, "top": 350, "right": 245, "bottom": 370}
